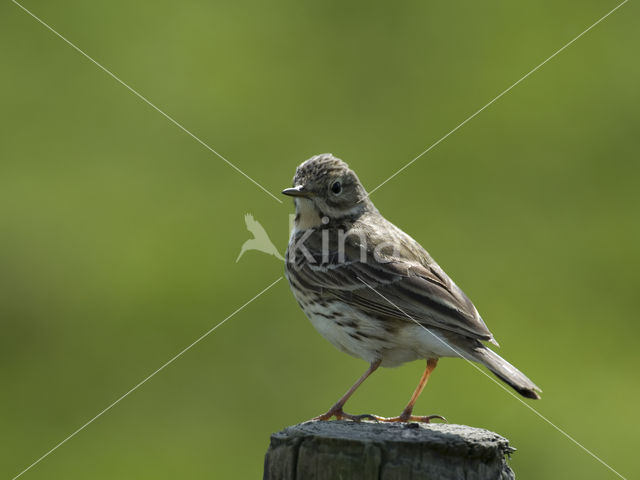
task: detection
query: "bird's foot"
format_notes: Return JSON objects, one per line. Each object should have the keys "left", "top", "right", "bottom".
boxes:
{"left": 311, "top": 407, "right": 378, "bottom": 422}
{"left": 364, "top": 413, "right": 447, "bottom": 423}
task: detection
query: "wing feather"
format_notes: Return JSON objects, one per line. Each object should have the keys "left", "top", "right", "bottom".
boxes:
{"left": 287, "top": 226, "right": 496, "bottom": 343}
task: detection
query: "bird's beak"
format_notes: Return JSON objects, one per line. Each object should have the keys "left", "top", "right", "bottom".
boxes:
{"left": 282, "top": 185, "right": 312, "bottom": 198}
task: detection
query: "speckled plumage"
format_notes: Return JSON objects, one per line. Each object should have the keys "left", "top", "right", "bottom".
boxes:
{"left": 283, "top": 154, "right": 541, "bottom": 414}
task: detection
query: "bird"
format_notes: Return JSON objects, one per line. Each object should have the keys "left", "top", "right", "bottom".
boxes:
{"left": 236, "top": 213, "right": 284, "bottom": 262}
{"left": 282, "top": 153, "right": 541, "bottom": 422}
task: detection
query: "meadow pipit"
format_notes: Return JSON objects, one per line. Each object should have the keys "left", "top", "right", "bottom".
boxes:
{"left": 283, "top": 153, "right": 541, "bottom": 422}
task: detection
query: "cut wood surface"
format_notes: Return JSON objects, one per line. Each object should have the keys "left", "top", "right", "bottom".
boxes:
{"left": 264, "top": 421, "right": 515, "bottom": 480}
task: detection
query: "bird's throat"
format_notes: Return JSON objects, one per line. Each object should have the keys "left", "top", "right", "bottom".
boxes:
{"left": 293, "top": 198, "right": 325, "bottom": 231}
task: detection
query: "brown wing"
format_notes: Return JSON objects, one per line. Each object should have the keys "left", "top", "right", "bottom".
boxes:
{"left": 287, "top": 226, "right": 497, "bottom": 344}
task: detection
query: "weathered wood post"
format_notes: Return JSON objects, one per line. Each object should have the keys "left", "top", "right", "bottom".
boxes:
{"left": 264, "top": 421, "right": 515, "bottom": 480}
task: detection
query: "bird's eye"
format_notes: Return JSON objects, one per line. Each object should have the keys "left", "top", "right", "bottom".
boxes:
{"left": 331, "top": 181, "right": 342, "bottom": 194}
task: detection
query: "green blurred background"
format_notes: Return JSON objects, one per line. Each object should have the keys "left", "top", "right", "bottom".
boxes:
{"left": 1, "top": 0, "right": 638, "bottom": 478}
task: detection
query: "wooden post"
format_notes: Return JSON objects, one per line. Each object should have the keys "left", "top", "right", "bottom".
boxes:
{"left": 264, "top": 421, "right": 515, "bottom": 480}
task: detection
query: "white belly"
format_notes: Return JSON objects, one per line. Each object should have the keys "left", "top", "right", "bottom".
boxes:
{"left": 303, "top": 301, "right": 459, "bottom": 367}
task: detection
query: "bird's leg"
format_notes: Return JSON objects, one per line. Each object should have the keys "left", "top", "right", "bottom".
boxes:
{"left": 371, "top": 358, "right": 446, "bottom": 423}
{"left": 399, "top": 358, "right": 438, "bottom": 420}
{"left": 312, "top": 359, "right": 381, "bottom": 421}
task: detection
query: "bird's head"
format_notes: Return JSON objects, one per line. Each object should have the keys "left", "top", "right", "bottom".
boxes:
{"left": 282, "top": 154, "right": 374, "bottom": 227}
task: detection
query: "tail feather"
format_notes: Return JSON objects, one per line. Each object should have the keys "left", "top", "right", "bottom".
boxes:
{"left": 471, "top": 347, "right": 541, "bottom": 400}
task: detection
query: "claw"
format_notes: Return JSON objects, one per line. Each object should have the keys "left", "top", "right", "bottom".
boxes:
{"left": 345, "top": 413, "right": 379, "bottom": 422}
{"left": 363, "top": 413, "right": 447, "bottom": 423}
{"left": 311, "top": 409, "right": 380, "bottom": 422}
{"left": 310, "top": 407, "right": 345, "bottom": 421}
{"left": 311, "top": 407, "right": 446, "bottom": 424}
{"left": 311, "top": 411, "right": 334, "bottom": 421}
{"left": 406, "top": 414, "right": 447, "bottom": 423}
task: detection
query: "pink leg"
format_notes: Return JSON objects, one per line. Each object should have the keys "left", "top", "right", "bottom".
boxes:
{"left": 313, "top": 359, "right": 381, "bottom": 421}
{"left": 371, "top": 358, "right": 445, "bottom": 423}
